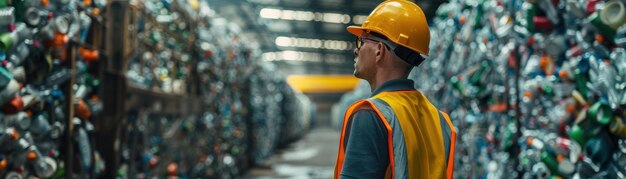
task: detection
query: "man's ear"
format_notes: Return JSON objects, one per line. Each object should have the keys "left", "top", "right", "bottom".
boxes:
{"left": 375, "top": 43, "right": 385, "bottom": 63}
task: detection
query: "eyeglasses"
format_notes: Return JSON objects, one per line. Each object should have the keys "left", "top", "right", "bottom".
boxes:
{"left": 356, "top": 36, "right": 391, "bottom": 50}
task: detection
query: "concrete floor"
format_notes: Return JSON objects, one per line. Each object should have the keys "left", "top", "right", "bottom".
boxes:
{"left": 240, "top": 127, "right": 340, "bottom": 179}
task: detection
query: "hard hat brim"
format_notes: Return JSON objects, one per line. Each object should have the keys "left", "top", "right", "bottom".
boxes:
{"left": 347, "top": 26, "right": 367, "bottom": 37}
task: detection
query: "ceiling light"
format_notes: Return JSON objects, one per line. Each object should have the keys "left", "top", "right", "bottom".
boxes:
{"left": 275, "top": 36, "right": 292, "bottom": 47}
{"left": 312, "top": 39, "right": 322, "bottom": 48}
{"left": 295, "top": 11, "right": 315, "bottom": 21}
{"left": 352, "top": 15, "right": 368, "bottom": 24}
{"left": 341, "top": 15, "right": 351, "bottom": 24}
{"left": 281, "top": 10, "right": 295, "bottom": 20}
{"left": 323, "top": 13, "right": 345, "bottom": 23}
{"left": 260, "top": 8, "right": 281, "bottom": 19}
{"left": 338, "top": 41, "right": 348, "bottom": 50}
{"left": 263, "top": 52, "right": 277, "bottom": 61}
{"left": 282, "top": 51, "right": 301, "bottom": 61}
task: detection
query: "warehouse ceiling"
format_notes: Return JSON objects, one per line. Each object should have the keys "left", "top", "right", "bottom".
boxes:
{"left": 205, "top": 0, "right": 447, "bottom": 75}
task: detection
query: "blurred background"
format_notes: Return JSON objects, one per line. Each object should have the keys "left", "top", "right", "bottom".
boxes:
{"left": 1, "top": 0, "right": 626, "bottom": 178}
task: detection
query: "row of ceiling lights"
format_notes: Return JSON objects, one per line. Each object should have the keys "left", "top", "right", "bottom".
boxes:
{"left": 275, "top": 36, "right": 353, "bottom": 50}
{"left": 263, "top": 51, "right": 348, "bottom": 64}
{"left": 259, "top": 7, "right": 365, "bottom": 63}
{"left": 260, "top": 8, "right": 368, "bottom": 25}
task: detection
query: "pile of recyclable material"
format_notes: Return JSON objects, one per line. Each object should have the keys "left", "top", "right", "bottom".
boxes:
{"left": 0, "top": 0, "right": 317, "bottom": 177}
{"left": 116, "top": 1, "right": 316, "bottom": 178}
{"left": 339, "top": 0, "right": 626, "bottom": 178}
{"left": 119, "top": 113, "right": 246, "bottom": 179}
{"left": 118, "top": 1, "right": 250, "bottom": 178}
{"left": 244, "top": 62, "right": 315, "bottom": 165}
{"left": 195, "top": 8, "right": 254, "bottom": 178}
{"left": 422, "top": 0, "right": 626, "bottom": 178}
{"left": 278, "top": 78, "right": 314, "bottom": 147}
{"left": 125, "top": 0, "right": 197, "bottom": 95}
{"left": 245, "top": 63, "right": 284, "bottom": 166}
{"left": 0, "top": 0, "right": 106, "bottom": 178}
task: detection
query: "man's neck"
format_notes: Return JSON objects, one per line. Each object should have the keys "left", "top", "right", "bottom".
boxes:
{"left": 368, "top": 73, "right": 406, "bottom": 92}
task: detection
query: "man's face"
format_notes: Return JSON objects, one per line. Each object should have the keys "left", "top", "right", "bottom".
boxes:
{"left": 353, "top": 36, "right": 377, "bottom": 80}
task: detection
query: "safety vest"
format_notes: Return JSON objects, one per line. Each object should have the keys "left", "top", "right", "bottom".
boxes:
{"left": 334, "top": 90, "right": 456, "bottom": 179}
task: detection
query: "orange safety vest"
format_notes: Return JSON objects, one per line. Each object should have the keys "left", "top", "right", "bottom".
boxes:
{"left": 334, "top": 90, "right": 457, "bottom": 179}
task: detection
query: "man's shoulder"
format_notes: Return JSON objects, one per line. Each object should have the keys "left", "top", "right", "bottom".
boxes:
{"left": 351, "top": 109, "right": 379, "bottom": 119}
{"left": 350, "top": 109, "right": 385, "bottom": 128}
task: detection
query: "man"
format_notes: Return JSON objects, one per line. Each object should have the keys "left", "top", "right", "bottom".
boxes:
{"left": 334, "top": 0, "right": 457, "bottom": 179}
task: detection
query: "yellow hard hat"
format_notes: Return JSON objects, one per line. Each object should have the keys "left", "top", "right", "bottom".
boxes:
{"left": 347, "top": 0, "right": 430, "bottom": 56}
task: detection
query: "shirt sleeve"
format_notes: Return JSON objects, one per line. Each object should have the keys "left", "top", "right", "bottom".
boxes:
{"left": 340, "top": 109, "right": 389, "bottom": 179}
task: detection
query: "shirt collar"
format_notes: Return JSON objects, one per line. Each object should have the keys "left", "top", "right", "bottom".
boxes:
{"left": 370, "top": 78, "right": 416, "bottom": 97}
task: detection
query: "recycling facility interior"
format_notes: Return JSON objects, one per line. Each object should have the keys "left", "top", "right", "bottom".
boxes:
{"left": 1, "top": 0, "right": 626, "bottom": 178}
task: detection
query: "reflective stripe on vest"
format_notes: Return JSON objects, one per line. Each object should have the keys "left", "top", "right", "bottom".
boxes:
{"left": 334, "top": 90, "right": 456, "bottom": 179}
